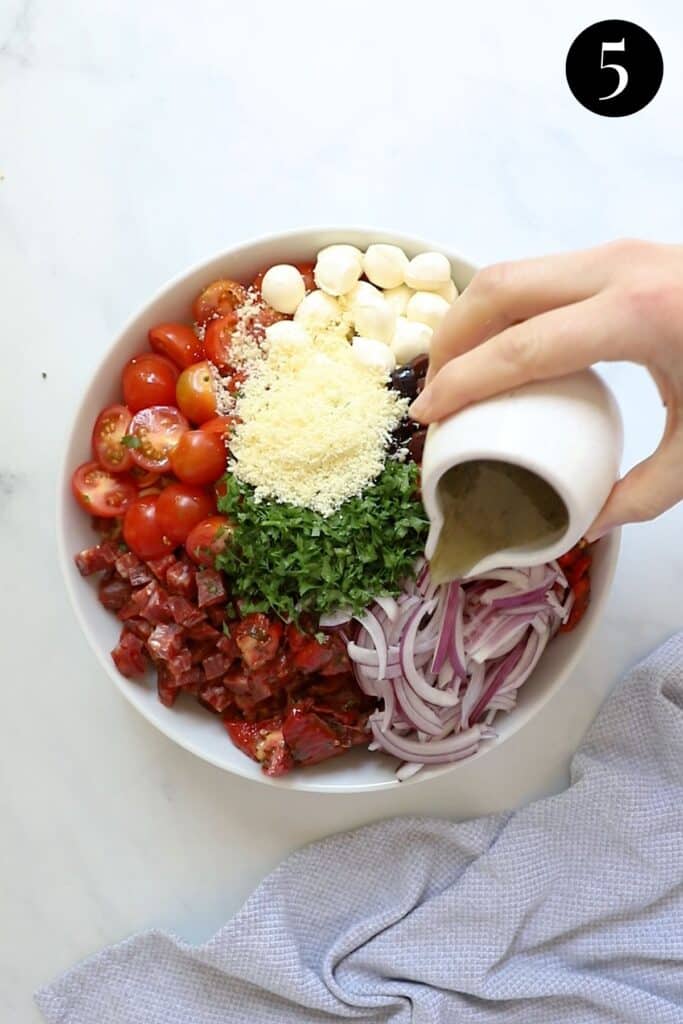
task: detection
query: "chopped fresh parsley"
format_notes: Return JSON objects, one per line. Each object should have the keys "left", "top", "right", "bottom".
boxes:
{"left": 216, "top": 460, "right": 428, "bottom": 621}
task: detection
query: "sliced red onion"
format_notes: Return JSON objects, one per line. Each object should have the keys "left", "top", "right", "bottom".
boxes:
{"left": 350, "top": 549, "right": 572, "bottom": 778}
{"left": 395, "top": 761, "right": 425, "bottom": 782}
{"left": 374, "top": 595, "right": 400, "bottom": 622}
{"left": 352, "top": 609, "right": 388, "bottom": 681}
{"left": 468, "top": 641, "right": 526, "bottom": 725}
{"left": 460, "top": 662, "right": 486, "bottom": 727}
{"left": 392, "top": 676, "right": 444, "bottom": 736}
{"left": 400, "top": 603, "right": 460, "bottom": 708}
{"left": 431, "top": 582, "right": 461, "bottom": 675}
{"left": 370, "top": 719, "right": 488, "bottom": 763}
{"left": 488, "top": 574, "right": 557, "bottom": 610}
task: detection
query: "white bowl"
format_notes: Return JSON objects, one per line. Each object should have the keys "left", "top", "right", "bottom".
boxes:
{"left": 57, "top": 227, "right": 620, "bottom": 793}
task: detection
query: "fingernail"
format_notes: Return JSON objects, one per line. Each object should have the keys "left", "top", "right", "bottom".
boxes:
{"left": 585, "top": 523, "right": 612, "bottom": 543}
{"left": 409, "top": 390, "right": 430, "bottom": 421}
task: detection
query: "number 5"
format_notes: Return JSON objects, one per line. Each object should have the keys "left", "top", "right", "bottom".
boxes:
{"left": 600, "top": 39, "right": 627, "bottom": 100}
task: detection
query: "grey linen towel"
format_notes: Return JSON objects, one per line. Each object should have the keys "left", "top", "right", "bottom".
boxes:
{"left": 37, "top": 633, "right": 683, "bottom": 1023}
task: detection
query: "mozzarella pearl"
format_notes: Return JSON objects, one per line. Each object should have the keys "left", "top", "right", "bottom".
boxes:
{"left": 343, "top": 280, "right": 383, "bottom": 310}
{"left": 391, "top": 317, "right": 433, "bottom": 365}
{"left": 314, "top": 248, "right": 363, "bottom": 296}
{"left": 435, "top": 279, "right": 458, "bottom": 303}
{"left": 406, "top": 291, "right": 451, "bottom": 331}
{"left": 264, "top": 320, "right": 310, "bottom": 347}
{"left": 260, "top": 264, "right": 306, "bottom": 314}
{"left": 363, "top": 244, "right": 409, "bottom": 289}
{"left": 351, "top": 336, "right": 396, "bottom": 373}
{"left": 294, "top": 289, "right": 342, "bottom": 327}
{"left": 383, "top": 284, "right": 414, "bottom": 317}
{"left": 353, "top": 296, "right": 396, "bottom": 344}
{"left": 317, "top": 243, "right": 363, "bottom": 265}
{"left": 404, "top": 251, "right": 452, "bottom": 291}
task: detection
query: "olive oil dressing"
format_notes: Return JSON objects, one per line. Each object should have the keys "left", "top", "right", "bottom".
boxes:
{"left": 429, "top": 460, "right": 569, "bottom": 583}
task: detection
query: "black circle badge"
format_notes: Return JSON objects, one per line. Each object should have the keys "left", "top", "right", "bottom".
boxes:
{"left": 566, "top": 20, "right": 663, "bottom": 116}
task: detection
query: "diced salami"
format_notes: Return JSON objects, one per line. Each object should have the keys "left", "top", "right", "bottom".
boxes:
{"left": 223, "top": 666, "right": 251, "bottom": 696}
{"left": 146, "top": 623, "right": 185, "bottom": 662}
{"left": 216, "top": 632, "right": 238, "bottom": 660}
{"left": 186, "top": 622, "right": 222, "bottom": 642}
{"left": 115, "top": 552, "right": 152, "bottom": 587}
{"left": 111, "top": 631, "right": 147, "bottom": 678}
{"left": 74, "top": 541, "right": 118, "bottom": 576}
{"left": 196, "top": 569, "right": 226, "bottom": 608}
{"left": 207, "top": 605, "right": 226, "bottom": 629}
{"left": 146, "top": 553, "right": 177, "bottom": 580}
{"left": 167, "top": 595, "right": 206, "bottom": 628}
{"left": 157, "top": 670, "right": 178, "bottom": 707}
{"left": 202, "top": 652, "right": 230, "bottom": 680}
{"left": 141, "top": 586, "right": 172, "bottom": 625}
{"left": 117, "top": 599, "right": 141, "bottom": 622}
{"left": 168, "top": 648, "right": 193, "bottom": 677}
{"left": 98, "top": 576, "right": 132, "bottom": 611}
{"left": 176, "top": 666, "right": 204, "bottom": 694}
{"left": 130, "top": 580, "right": 159, "bottom": 609}
{"left": 123, "top": 617, "right": 153, "bottom": 641}
{"left": 199, "top": 681, "right": 233, "bottom": 713}
{"left": 166, "top": 560, "right": 196, "bottom": 598}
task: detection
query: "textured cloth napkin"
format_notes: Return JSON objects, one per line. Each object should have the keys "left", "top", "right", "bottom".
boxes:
{"left": 37, "top": 634, "right": 683, "bottom": 1023}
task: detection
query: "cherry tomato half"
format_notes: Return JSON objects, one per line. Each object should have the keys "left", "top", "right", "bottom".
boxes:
{"left": 72, "top": 461, "right": 137, "bottom": 518}
{"left": 200, "top": 415, "right": 235, "bottom": 439}
{"left": 169, "top": 430, "right": 226, "bottom": 486}
{"left": 176, "top": 361, "right": 218, "bottom": 425}
{"left": 156, "top": 483, "right": 215, "bottom": 545}
{"left": 123, "top": 494, "right": 174, "bottom": 560}
{"left": 192, "top": 279, "right": 246, "bottom": 325}
{"left": 91, "top": 404, "right": 133, "bottom": 473}
{"left": 203, "top": 314, "right": 237, "bottom": 371}
{"left": 128, "top": 405, "right": 190, "bottom": 472}
{"left": 185, "top": 515, "right": 234, "bottom": 566}
{"left": 148, "top": 322, "right": 203, "bottom": 369}
{"left": 122, "top": 353, "right": 179, "bottom": 414}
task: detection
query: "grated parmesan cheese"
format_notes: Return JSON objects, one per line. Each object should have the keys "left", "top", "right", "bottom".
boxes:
{"left": 213, "top": 288, "right": 271, "bottom": 414}
{"left": 230, "top": 318, "right": 406, "bottom": 516}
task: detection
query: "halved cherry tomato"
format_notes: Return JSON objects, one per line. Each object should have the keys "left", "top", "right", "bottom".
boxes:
{"left": 192, "top": 279, "right": 246, "bottom": 325}
{"left": 91, "top": 404, "right": 133, "bottom": 473}
{"left": 123, "top": 494, "right": 174, "bottom": 560}
{"left": 148, "top": 322, "right": 203, "bottom": 369}
{"left": 130, "top": 466, "right": 160, "bottom": 489}
{"left": 200, "top": 415, "right": 235, "bottom": 439}
{"left": 204, "top": 314, "right": 237, "bottom": 371}
{"left": 71, "top": 461, "right": 137, "bottom": 518}
{"left": 128, "top": 406, "right": 190, "bottom": 471}
{"left": 170, "top": 430, "right": 226, "bottom": 486}
{"left": 185, "top": 515, "right": 233, "bottom": 566}
{"left": 122, "top": 353, "right": 178, "bottom": 413}
{"left": 176, "top": 360, "right": 218, "bottom": 424}
{"left": 156, "top": 483, "right": 215, "bottom": 544}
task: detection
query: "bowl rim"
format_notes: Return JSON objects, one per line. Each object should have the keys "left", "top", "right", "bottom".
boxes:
{"left": 57, "top": 226, "right": 621, "bottom": 793}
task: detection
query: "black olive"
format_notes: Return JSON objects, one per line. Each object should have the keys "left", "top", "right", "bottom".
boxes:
{"left": 410, "top": 354, "right": 429, "bottom": 378}
{"left": 407, "top": 428, "right": 427, "bottom": 463}
{"left": 389, "top": 365, "right": 418, "bottom": 401}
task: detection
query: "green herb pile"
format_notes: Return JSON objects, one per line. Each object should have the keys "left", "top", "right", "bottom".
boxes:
{"left": 216, "top": 460, "right": 428, "bottom": 621}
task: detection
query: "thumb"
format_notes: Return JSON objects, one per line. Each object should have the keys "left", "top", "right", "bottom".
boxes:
{"left": 586, "top": 426, "right": 683, "bottom": 540}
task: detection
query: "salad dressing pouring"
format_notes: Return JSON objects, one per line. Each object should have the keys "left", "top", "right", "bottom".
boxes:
{"left": 428, "top": 460, "right": 568, "bottom": 584}
{"left": 420, "top": 370, "right": 624, "bottom": 580}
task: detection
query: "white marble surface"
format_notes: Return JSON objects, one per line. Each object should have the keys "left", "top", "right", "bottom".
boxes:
{"left": 3, "top": 0, "right": 683, "bottom": 1018}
